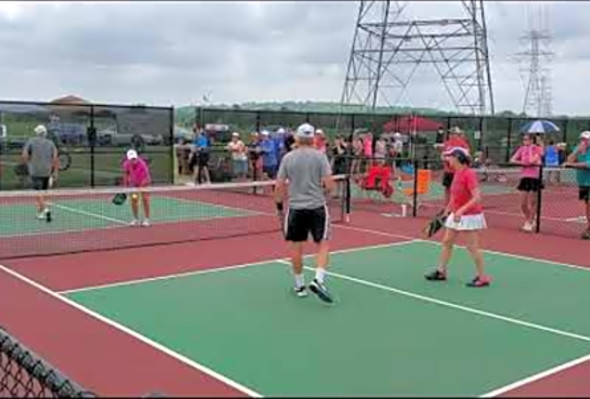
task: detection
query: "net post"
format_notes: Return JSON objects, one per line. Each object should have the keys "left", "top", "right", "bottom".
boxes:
{"left": 89, "top": 105, "right": 96, "bottom": 188}
{"left": 535, "top": 164, "right": 543, "bottom": 234}
{"left": 505, "top": 118, "right": 512, "bottom": 163}
{"left": 344, "top": 157, "right": 352, "bottom": 223}
{"left": 412, "top": 158, "right": 418, "bottom": 217}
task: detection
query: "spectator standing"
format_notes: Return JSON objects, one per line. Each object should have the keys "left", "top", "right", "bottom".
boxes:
{"left": 227, "top": 132, "right": 248, "bottom": 181}
{"left": 191, "top": 127, "right": 211, "bottom": 185}
{"left": 260, "top": 130, "right": 278, "bottom": 179}
{"left": 248, "top": 132, "right": 262, "bottom": 180}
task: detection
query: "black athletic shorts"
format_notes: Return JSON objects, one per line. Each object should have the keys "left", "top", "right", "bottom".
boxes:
{"left": 32, "top": 176, "right": 49, "bottom": 191}
{"left": 442, "top": 172, "right": 454, "bottom": 189}
{"left": 579, "top": 186, "right": 590, "bottom": 203}
{"left": 285, "top": 206, "right": 330, "bottom": 243}
{"left": 517, "top": 177, "right": 543, "bottom": 192}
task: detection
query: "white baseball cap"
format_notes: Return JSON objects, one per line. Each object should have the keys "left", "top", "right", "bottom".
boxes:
{"left": 126, "top": 149, "right": 139, "bottom": 160}
{"left": 580, "top": 131, "right": 590, "bottom": 140}
{"left": 315, "top": 129, "right": 325, "bottom": 136}
{"left": 444, "top": 146, "right": 470, "bottom": 158}
{"left": 261, "top": 130, "right": 270, "bottom": 136}
{"left": 34, "top": 125, "right": 47, "bottom": 136}
{"left": 232, "top": 132, "right": 239, "bottom": 138}
{"left": 277, "top": 128, "right": 285, "bottom": 135}
{"left": 296, "top": 123, "right": 315, "bottom": 138}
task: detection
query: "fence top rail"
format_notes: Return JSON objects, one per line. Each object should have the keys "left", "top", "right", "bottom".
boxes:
{"left": 195, "top": 106, "right": 590, "bottom": 123}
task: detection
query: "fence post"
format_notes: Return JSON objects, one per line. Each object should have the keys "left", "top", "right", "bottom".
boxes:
{"left": 169, "top": 107, "right": 175, "bottom": 185}
{"left": 505, "top": 118, "right": 513, "bottom": 163}
{"left": 89, "top": 105, "right": 96, "bottom": 188}
{"left": 535, "top": 164, "right": 543, "bottom": 234}
{"left": 412, "top": 159, "right": 418, "bottom": 217}
{"left": 478, "top": 116, "right": 484, "bottom": 151}
{"left": 562, "top": 118, "right": 568, "bottom": 144}
{"left": 255, "top": 111, "right": 261, "bottom": 133}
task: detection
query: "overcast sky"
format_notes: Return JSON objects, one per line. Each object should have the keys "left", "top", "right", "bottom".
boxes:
{"left": 0, "top": 1, "right": 588, "bottom": 115}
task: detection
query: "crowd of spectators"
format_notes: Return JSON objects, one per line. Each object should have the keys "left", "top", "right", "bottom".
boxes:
{"left": 176, "top": 126, "right": 408, "bottom": 184}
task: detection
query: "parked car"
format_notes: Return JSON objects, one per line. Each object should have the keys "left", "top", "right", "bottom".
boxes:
{"left": 96, "top": 129, "right": 163, "bottom": 148}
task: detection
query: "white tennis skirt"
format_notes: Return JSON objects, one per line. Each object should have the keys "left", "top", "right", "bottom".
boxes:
{"left": 445, "top": 213, "right": 487, "bottom": 231}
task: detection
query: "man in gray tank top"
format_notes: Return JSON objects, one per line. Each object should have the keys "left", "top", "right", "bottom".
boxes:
{"left": 275, "top": 123, "right": 335, "bottom": 303}
{"left": 22, "top": 125, "right": 58, "bottom": 220}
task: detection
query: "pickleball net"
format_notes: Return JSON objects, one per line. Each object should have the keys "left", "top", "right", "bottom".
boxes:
{"left": 416, "top": 165, "right": 588, "bottom": 237}
{"left": 0, "top": 175, "right": 349, "bottom": 260}
{"left": 0, "top": 326, "right": 95, "bottom": 398}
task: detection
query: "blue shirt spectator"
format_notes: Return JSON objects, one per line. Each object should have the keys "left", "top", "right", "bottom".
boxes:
{"left": 194, "top": 132, "right": 209, "bottom": 150}
{"left": 260, "top": 132, "right": 278, "bottom": 167}
{"left": 273, "top": 131, "right": 285, "bottom": 162}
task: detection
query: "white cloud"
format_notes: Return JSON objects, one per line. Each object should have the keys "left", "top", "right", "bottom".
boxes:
{"left": 0, "top": 1, "right": 588, "bottom": 115}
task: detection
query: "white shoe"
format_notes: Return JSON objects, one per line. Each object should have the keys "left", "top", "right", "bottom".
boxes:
{"left": 36, "top": 208, "right": 49, "bottom": 220}
{"left": 522, "top": 222, "right": 533, "bottom": 232}
{"left": 129, "top": 219, "right": 140, "bottom": 227}
{"left": 142, "top": 219, "right": 151, "bottom": 227}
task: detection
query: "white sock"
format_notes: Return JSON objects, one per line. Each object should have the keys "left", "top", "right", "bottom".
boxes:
{"left": 294, "top": 274, "right": 305, "bottom": 289}
{"left": 315, "top": 268, "right": 326, "bottom": 284}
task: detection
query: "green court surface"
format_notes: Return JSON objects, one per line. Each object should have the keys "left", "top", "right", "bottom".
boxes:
{"left": 65, "top": 241, "right": 590, "bottom": 396}
{"left": 0, "top": 196, "right": 256, "bottom": 237}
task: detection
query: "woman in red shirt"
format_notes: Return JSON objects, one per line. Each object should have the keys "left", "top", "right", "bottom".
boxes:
{"left": 425, "top": 147, "right": 491, "bottom": 287}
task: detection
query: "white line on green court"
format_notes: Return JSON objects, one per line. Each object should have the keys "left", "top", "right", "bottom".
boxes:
{"left": 50, "top": 202, "right": 128, "bottom": 225}
{"left": 0, "top": 264, "right": 263, "bottom": 398}
{"left": 57, "top": 240, "right": 418, "bottom": 295}
{"left": 480, "top": 351, "right": 590, "bottom": 397}
{"left": 333, "top": 223, "right": 590, "bottom": 273}
{"left": 274, "top": 259, "right": 590, "bottom": 344}
{"left": 0, "top": 201, "right": 270, "bottom": 240}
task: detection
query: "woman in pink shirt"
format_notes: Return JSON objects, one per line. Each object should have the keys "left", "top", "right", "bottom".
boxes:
{"left": 510, "top": 133, "right": 543, "bottom": 232}
{"left": 425, "top": 147, "right": 490, "bottom": 288}
{"left": 122, "top": 149, "right": 152, "bottom": 227}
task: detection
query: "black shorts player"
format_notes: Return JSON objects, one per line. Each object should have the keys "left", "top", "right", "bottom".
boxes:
{"left": 517, "top": 177, "right": 543, "bottom": 192}
{"left": 274, "top": 123, "right": 336, "bottom": 303}
{"left": 285, "top": 206, "right": 330, "bottom": 243}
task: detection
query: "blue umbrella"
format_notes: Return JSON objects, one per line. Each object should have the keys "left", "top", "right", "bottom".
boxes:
{"left": 520, "top": 120, "right": 560, "bottom": 134}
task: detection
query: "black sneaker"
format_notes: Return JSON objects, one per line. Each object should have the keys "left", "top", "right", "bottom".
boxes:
{"left": 582, "top": 230, "right": 590, "bottom": 240}
{"left": 294, "top": 286, "right": 308, "bottom": 298}
{"left": 425, "top": 269, "right": 447, "bottom": 281}
{"left": 309, "top": 279, "right": 333, "bottom": 303}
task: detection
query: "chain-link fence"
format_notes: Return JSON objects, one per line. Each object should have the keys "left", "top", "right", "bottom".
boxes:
{"left": 0, "top": 101, "right": 173, "bottom": 190}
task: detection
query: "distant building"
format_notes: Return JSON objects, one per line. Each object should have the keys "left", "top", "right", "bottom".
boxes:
{"left": 50, "top": 95, "right": 90, "bottom": 105}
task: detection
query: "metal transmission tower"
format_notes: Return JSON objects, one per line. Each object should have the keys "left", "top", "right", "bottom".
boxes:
{"left": 340, "top": 0, "right": 495, "bottom": 115}
{"left": 516, "top": 3, "right": 553, "bottom": 117}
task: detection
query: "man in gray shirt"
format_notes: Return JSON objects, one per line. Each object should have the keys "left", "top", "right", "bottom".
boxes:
{"left": 22, "top": 125, "right": 58, "bottom": 220}
{"left": 275, "top": 123, "right": 335, "bottom": 303}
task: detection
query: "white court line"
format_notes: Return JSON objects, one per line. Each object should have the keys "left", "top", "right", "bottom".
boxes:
{"left": 278, "top": 259, "right": 590, "bottom": 344}
{"left": 51, "top": 202, "right": 128, "bottom": 225}
{"left": 58, "top": 240, "right": 418, "bottom": 295}
{"left": 0, "top": 264, "right": 263, "bottom": 398}
{"left": 0, "top": 202, "right": 272, "bottom": 240}
{"left": 333, "top": 223, "right": 590, "bottom": 273}
{"left": 480, "top": 351, "right": 590, "bottom": 397}
{"left": 55, "top": 221, "right": 590, "bottom": 295}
